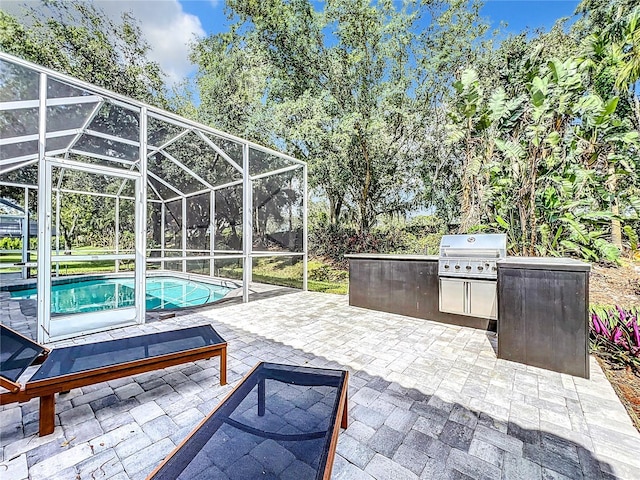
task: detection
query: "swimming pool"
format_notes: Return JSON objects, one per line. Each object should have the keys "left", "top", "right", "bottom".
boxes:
{"left": 10, "top": 276, "right": 234, "bottom": 314}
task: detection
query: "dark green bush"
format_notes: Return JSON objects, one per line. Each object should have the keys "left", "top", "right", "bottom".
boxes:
{"left": 309, "top": 223, "right": 443, "bottom": 266}
{"left": 0, "top": 237, "right": 22, "bottom": 250}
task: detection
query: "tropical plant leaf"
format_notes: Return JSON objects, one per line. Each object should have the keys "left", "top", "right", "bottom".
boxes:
{"left": 461, "top": 69, "right": 479, "bottom": 87}
{"left": 579, "top": 211, "right": 616, "bottom": 221}
{"left": 495, "top": 215, "right": 510, "bottom": 229}
{"left": 561, "top": 217, "right": 590, "bottom": 243}
{"left": 553, "top": 225, "right": 563, "bottom": 247}
{"left": 593, "top": 238, "right": 621, "bottom": 263}
{"left": 532, "top": 89, "right": 546, "bottom": 107}
{"left": 494, "top": 138, "right": 524, "bottom": 161}
{"left": 623, "top": 225, "right": 639, "bottom": 251}
{"left": 488, "top": 88, "right": 507, "bottom": 121}
{"left": 603, "top": 97, "right": 619, "bottom": 116}
{"left": 560, "top": 239, "right": 581, "bottom": 253}
{"left": 581, "top": 245, "right": 598, "bottom": 261}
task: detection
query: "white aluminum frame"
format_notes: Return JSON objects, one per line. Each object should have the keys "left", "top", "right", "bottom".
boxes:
{"left": 0, "top": 52, "right": 307, "bottom": 341}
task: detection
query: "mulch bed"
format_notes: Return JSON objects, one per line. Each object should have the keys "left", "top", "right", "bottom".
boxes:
{"left": 595, "top": 355, "right": 640, "bottom": 433}
{"left": 589, "top": 264, "right": 640, "bottom": 308}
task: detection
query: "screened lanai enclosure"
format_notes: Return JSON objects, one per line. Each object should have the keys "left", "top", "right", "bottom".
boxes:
{"left": 0, "top": 53, "right": 307, "bottom": 343}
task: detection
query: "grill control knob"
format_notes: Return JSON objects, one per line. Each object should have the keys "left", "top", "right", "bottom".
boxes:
{"left": 492, "top": 266, "right": 497, "bottom": 271}
{"left": 485, "top": 263, "right": 490, "bottom": 267}
{"left": 477, "top": 266, "right": 484, "bottom": 271}
{"left": 465, "top": 265, "right": 472, "bottom": 270}
{"left": 454, "top": 265, "right": 460, "bottom": 270}
{"left": 444, "top": 264, "right": 450, "bottom": 269}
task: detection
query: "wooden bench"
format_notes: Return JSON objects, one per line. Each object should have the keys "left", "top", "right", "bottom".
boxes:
{"left": 0, "top": 324, "right": 227, "bottom": 436}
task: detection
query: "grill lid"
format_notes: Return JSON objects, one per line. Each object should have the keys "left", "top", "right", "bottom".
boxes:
{"left": 438, "top": 234, "right": 507, "bottom": 279}
{"left": 440, "top": 248, "right": 502, "bottom": 259}
{"left": 439, "top": 234, "right": 507, "bottom": 258}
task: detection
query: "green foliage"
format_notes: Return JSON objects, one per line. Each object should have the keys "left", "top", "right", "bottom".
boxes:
{"left": 192, "top": 0, "right": 487, "bottom": 234}
{"left": 216, "top": 256, "right": 348, "bottom": 294}
{"left": 0, "top": 237, "right": 22, "bottom": 250}
{"left": 2, "top": 0, "right": 638, "bottom": 270}
{"left": 309, "top": 220, "right": 443, "bottom": 266}
{"left": 0, "top": 237, "right": 38, "bottom": 251}
{"left": 0, "top": 1, "right": 168, "bottom": 107}
{"left": 444, "top": 7, "right": 639, "bottom": 263}
{"left": 307, "top": 260, "right": 348, "bottom": 283}
{"left": 0, "top": 1, "right": 172, "bottom": 252}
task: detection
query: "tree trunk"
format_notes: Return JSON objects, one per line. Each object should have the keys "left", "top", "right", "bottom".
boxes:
{"left": 328, "top": 195, "right": 343, "bottom": 226}
{"left": 459, "top": 121, "right": 473, "bottom": 233}
{"left": 611, "top": 201, "right": 622, "bottom": 248}
{"left": 152, "top": 206, "right": 162, "bottom": 249}
{"left": 60, "top": 224, "right": 72, "bottom": 252}
{"left": 633, "top": 94, "right": 640, "bottom": 136}
{"left": 608, "top": 167, "right": 622, "bottom": 249}
{"left": 358, "top": 128, "right": 372, "bottom": 235}
{"left": 458, "top": 180, "right": 472, "bottom": 233}
{"left": 59, "top": 216, "right": 77, "bottom": 252}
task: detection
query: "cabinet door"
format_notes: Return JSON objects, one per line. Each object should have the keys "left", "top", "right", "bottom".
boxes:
{"left": 468, "top": 280, "right": 497, "bottom": 319}
{"left": 439, "top": 278, "right": 466, "bottom": 315}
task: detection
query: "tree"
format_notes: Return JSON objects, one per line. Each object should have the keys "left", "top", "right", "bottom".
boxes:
{"left": 0, "top": 1, "right": 167, "bottom": 106}
{"left": 446, "top": 53, "right": 638, "bottom": 261}
{"left": 576, "top": 1, "right": 640, "bottom": 250}
{"left": 191, "top": 0, "right": 487, "bottom": 234}
{"left": 0, "top": 0, "right": 170, "bottom": 249}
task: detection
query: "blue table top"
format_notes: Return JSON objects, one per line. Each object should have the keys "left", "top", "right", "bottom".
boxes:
{"left": 150, "top": 362, "right": 348, "bottom": 480}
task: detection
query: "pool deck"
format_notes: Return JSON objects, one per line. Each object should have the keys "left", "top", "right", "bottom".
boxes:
{"left": 1, "top": 291, "right": 640, "bottom": 479}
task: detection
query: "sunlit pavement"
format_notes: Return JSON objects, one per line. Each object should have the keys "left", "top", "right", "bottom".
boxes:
{"left": 2, "top": 291, "right": 639, "bottom": 479}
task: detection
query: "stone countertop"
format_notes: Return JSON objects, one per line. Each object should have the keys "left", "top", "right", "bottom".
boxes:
{"left": 345, "top": 253, "right": 591, "bottom": 272}
{"left": 344, "top": 253, "right": 439, "bottom": 261}
{"left": 498, "top": 256, "right": 591, "bottom": 272}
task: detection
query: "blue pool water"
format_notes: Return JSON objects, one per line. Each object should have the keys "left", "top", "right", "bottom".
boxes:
{"left": 10, "top": 276, "right": 233, "bottom": 313}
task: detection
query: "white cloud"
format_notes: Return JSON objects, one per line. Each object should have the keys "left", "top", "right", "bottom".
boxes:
{"left": 2, "top": 0, "right": 206, "bottom": 85}
{"left": 95, "top": 0, "right": 205, "bottom": 85}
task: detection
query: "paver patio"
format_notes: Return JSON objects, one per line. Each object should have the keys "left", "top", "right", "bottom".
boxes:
{"left": 1, "top": 291, "right": 639, "bottom": 479}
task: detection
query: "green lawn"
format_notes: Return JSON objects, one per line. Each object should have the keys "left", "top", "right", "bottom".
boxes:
{"left": 216, "top": 257, "right": 348, "bottom": 294}
{"left": 0, "top": 246, "right": 134, "bottom": 275}
{"left": 1, "top": 246, "right": 348, "bottom": 294}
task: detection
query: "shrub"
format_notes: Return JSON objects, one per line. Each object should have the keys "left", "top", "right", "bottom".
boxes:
{"left": 309, "top": 224, "right": 441, "bottom": 266}
{"left": 308, "top": 260, "right": 348, "bottom": 282}
{"left": 590, "top": 306, "right": 640, "bottom": 371}
{"left": 0, "top": 237, "right": 22, "bottom": 250}
{"left": 405, "top": 215, "right": 445, "bottom": 235}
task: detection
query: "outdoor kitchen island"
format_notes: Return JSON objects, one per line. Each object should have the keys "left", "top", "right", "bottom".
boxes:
{"left": 346, "top": 252, "right": 591, "bottom": 378}
{"left": 345, "top": 253, "right": 495, "bottom": 331}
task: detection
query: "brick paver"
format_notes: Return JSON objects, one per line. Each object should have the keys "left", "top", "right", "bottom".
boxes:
{"left": 1, "top": 291, "right": 640, "bottom": 479}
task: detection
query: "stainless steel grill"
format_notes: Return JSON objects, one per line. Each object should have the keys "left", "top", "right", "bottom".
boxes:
{"left": 438, "top": 234, "right": 507, "bottom": 280}
{"left": 438, "top": 234, "right": 506, "bottom": 320}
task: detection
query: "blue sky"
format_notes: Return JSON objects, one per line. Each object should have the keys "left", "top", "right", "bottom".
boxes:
{"left": 480, "top": 0, "right": 579, "bottom": 34}
{"left": 181, "top": 0, "right": 581, "bottom": 39}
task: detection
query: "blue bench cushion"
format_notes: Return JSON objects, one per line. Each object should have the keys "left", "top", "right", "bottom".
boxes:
{"left": 30, "top": 325, "right": 225, "bottom": 381}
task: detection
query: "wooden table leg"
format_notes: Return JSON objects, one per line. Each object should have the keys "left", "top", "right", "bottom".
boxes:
{"left": 220, "top": 348, "right": 227, "bottom": 386}
{"left": 39, "top": 394, "right": 55, "bottom": 436}
{"left": 341, "top": 392, "right": 348, "bottom": 429}
{"left": 258, "top": 378, "right": 266, "bottom": 417}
